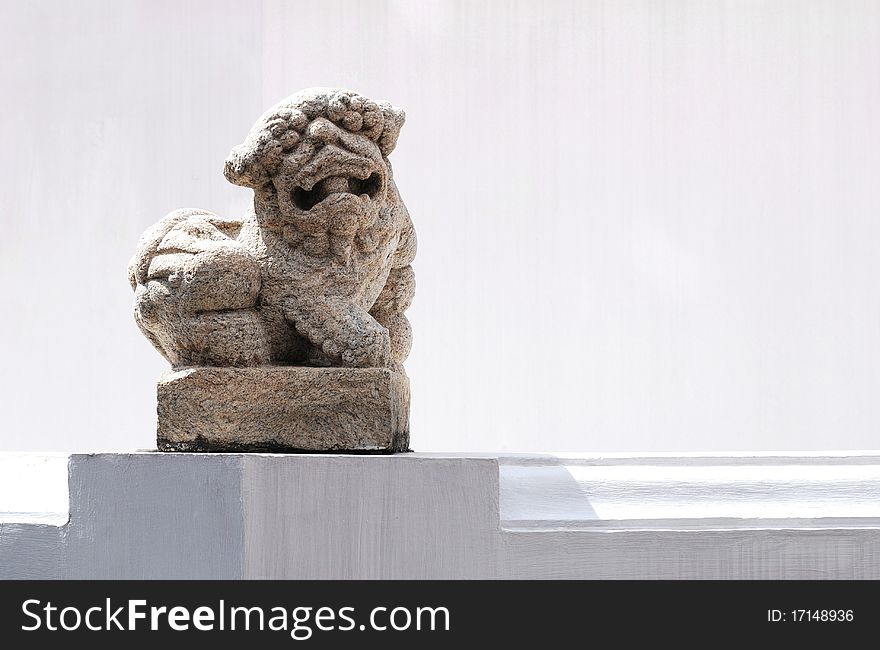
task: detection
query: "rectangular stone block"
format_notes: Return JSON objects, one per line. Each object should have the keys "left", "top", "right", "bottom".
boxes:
{"left": 156, "top": 366, "right": 410, "bottom": 453}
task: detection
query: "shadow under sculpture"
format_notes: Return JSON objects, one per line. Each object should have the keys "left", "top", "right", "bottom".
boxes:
{"left": 128, "top": 88, "right": 415, "bottom": 452}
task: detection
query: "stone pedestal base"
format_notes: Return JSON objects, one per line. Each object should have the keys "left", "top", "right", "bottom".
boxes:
{"left": 156, "top": 366, "right": 410, "bottom": 453}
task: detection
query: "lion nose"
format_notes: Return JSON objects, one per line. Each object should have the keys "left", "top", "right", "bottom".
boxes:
{"left": 306, "top": 117, "right": 345, "bottom": 144}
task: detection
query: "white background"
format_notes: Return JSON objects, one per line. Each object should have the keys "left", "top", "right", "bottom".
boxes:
{"left": 1, "top": 0, "right": 878, "bottom": 453}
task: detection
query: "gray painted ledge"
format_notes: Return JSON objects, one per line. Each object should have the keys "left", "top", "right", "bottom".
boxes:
{"left": 2, "top": 452, "right": 880, "bottom": 579}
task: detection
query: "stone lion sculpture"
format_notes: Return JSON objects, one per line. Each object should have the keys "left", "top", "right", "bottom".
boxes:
{"left": 128, "top": 88, "right": 416, "bottom": 371}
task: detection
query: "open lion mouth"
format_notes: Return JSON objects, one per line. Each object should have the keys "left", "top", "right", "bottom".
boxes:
{"left": 291, "top": 172, "right": 383, "bottom": 211}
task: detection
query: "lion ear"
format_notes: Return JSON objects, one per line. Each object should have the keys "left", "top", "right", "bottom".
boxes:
{"left": 377, "top": 103, "right": 406, "bottom": 156}
{"left": 223, "top": 143, "right": 264, "bottom": 188}
{"left": 223, "top": 133, "right": 280, "bottom": 189}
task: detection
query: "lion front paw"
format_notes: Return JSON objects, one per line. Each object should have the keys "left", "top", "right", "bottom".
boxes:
{"left": 337, "top": 326, "right": 391, "bottom": 368}
{"left": 288, "top": 299, "right": 392, "bottom": 368}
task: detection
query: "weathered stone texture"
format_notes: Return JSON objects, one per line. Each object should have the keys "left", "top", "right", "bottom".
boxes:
{"left": 157, "top": 367, "right": 410, "bottom": 453}
{"left": 128, "top": 88, "right": 416, "bottom": 452}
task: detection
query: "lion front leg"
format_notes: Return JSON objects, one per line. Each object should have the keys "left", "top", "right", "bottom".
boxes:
{"left": 285, "top": 297, "right": 391, "bottom": 368}
{"left": 369, "top": 265, "right": 415, "bottom": 367}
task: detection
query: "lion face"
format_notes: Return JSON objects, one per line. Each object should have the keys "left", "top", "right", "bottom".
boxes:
{"left": 222, "top": 88, "right": 406, "bottom": 261}
{"left": 273, "top": 117, "right": 390, "bottom": 244}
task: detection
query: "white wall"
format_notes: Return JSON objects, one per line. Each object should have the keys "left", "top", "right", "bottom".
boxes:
{"left": 1, "top": 0, "right": 878, "bottom": 453}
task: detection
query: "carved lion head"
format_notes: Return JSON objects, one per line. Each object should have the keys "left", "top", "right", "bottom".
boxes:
{"left": 223, "top": 88, "right": 407, "bottom": 258}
